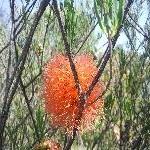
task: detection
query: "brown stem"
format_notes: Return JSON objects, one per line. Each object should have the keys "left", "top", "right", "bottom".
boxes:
{"left": 52, "top": 0, "right": 134, "bottom": 149}
{"left": 0, "top": 0, "right": 50, "bottom": 149}
{"left": 52, "top": 0, "right": 82, "bottom": 95}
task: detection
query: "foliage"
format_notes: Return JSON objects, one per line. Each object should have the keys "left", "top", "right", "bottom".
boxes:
{"left": 0, "top": 0, "right": 149, "bottom": 149}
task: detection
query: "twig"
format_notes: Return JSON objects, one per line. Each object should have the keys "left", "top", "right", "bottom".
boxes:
{"left": 0, "top": 42, "right": 10, "bottom": 54}
{"left": 52, "top": 0, "right": 134, "bottom": 150}
{"left": 86, "top": 35, "right": 113, "bottom": 107}
{"left": 52, "top": 1, "right": 85, "bottom": 149}
{"left": 19, "top": 79, "right": 40, "bottom": 142}
{"left": 63, "top": 128, "right": 77, "bottom": 150}
{"left": 128, "top": 13, "right": 149, "bottom": 40}
{"left": 24, "top": 71, "right": 42, "bottom": 88}
{"left": 0, "top": 1, "right": 50, "bottom": 149}
{"left": 86, "top": 0, "right": 134, "bottom": 99}
{"left": 75, "top": 22, "right": 98, "bottom": 55}
{"left": 52, "top": 0, "right": 82, "bottom": 95}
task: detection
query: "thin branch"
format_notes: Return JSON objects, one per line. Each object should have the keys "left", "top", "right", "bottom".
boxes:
{"left": 14, "top": 0, "right": 37, "bottom": 38}
{"left": 0, "top": 0, "right": 50, "bottom": 149}
{"left": 52, "top": 1, "right": 86, "bottom": 149}
{"left": 63, "top": 128, "right": 77, "bottom": 150}
{"left": 86, "top": 0, "right": 134, "bottom": 98}
{"left": 75, "top": 22, "right": 98, "bottom": 55}
{"left": 19, "top": 79, "right": 40, "bottom": 142}
{"left": 52, "top": 0, "right": 82, "bottom": 95}
{"left": 0, "top": 42, "right": 10, "bottom": 54}
{"left": 24, "top": 71, "right": 42, "bottom": 88}
{"left": 128, "top": 13, "right": 149, "bottom": 40}
{"left": 51, "top": 0, "right": 134, "bottom": 149}
{"left": 86, "top": 36, "right": 113, "bottom": 107}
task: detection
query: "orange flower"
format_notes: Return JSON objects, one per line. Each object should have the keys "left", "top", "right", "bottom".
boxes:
{"left": 34, "top": 139, "right": 62, "bottom": 150}
{"left": 42, "top": 54, "right": 104, "bottom": 132}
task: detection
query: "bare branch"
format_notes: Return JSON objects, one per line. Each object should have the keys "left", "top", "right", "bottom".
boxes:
{"left": 75, "top": 22, "right": 98, "bottom": 55}
{"left": 0, "top": 0, "right": 51, "bottom": 149}
{"left": 19, "top": 79, "right": 40, "bottom": 142}
{"left": 86, "top": 0, "right": 134, "bottom": 98}
{"left": 52, "top": 0, "right": 82, "bottom": 95}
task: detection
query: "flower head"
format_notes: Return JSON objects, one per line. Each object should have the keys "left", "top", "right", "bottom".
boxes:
{"left": 43, "top": 54, "right": 104, "bottom": 132}
{"left": 34, "top": 139, "right": 62, "bottom": 150}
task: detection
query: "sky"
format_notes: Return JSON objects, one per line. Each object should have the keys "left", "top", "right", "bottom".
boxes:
{"left": 0, "top": 0, "right": 22, "bottom": 23}
{"left": 0, "top": 0, "right": 149, "bottom": 54}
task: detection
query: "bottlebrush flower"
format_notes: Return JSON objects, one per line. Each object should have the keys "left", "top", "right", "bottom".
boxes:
{"left": 34, "top": 139, "right": 62, "bottom": 150}
{"left": 42, "top": 54, "right": 104, "bottom": 132}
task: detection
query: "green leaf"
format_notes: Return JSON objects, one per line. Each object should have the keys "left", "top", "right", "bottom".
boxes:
{"left": 94, "top": 0, "right": 104, "bottom": 31}
{"left": 117, "top": 0, "right": 125, "bottom": 28}
{"left": 35, "top": 106, "right": 46, "bottom": 139}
